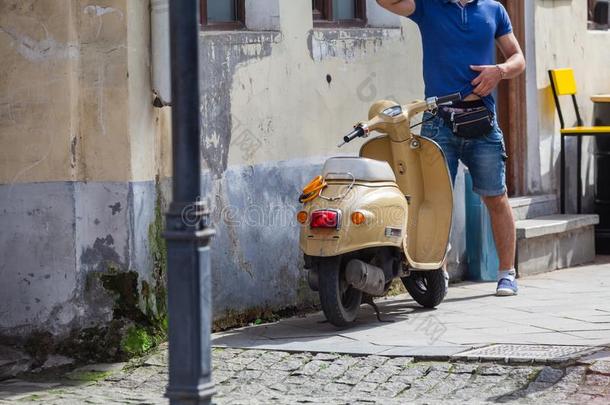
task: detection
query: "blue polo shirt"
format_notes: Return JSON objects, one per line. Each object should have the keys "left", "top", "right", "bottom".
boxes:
{"left": 409, "top": 0, "right": 513, "bottom": 111}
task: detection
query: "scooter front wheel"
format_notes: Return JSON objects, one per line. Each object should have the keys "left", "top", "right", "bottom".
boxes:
{"left": 317, "top": 256, "right": 363, "bottom": 327}
{"left": 402, "top": 269, "right": 448, "bottom": 309}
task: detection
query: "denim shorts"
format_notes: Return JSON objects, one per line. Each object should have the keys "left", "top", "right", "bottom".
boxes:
{"left": 420, "top": 112, "right": 508, "bottom": 197}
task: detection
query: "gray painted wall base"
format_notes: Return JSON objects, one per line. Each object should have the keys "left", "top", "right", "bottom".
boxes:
{"left": 0, "top": 181, "right": 158, "bottom": 339}
{"left": 516, "top": 215, "right": 598, "bottom": 277}
{"left": 1, "top": 158, "right": 470, "bottom": 338}
{"left": 200, "top": 158, "right": 469, "bottom": 321}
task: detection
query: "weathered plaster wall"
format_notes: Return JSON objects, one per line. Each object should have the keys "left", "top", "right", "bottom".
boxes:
{"left": 0, "top": 0, "right": 163, "bottom": 184}
{"left": 3, "top": 0, "right": 604, "bottom": 344}
{"left": 0, "top": 0, "right": 166, "bottom": 344}
{"left": 532, "top": 0, "right": 610, "bottom": 211}
{"left": 198, "top": 0, "right": 468, "bottom": 320}
{"left": 1, "top": 0, "right": 469, "bottom": 340}
{"left": 0, "top": 0, "right": 79, "bottom": 184}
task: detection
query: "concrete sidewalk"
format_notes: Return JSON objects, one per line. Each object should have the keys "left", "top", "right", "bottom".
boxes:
{"left": 213, "top": 257, "right": 610, "bottom": 360}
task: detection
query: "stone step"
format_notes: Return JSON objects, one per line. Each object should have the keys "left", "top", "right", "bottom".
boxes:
{"left": 515, "top": 214, "right": 599, "bottom": 277}
{"left": 510, "top": 194, "right": 558, "bottom": 221}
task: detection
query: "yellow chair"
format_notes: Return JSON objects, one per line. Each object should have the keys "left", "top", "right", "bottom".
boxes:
{"left": 548, "top": 68, "right": 610, "bottom": 214}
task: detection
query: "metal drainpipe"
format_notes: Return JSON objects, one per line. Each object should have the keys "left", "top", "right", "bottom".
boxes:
{"left": 164, "top": 0, "right": 215, "bottom": 404}
{"left": 151, "top": 0, "right": 171, "bottom": 107}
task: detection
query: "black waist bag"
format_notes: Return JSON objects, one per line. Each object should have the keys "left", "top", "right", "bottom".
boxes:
{"left": 439, "top": 103, "right": 494, "bottom": 139}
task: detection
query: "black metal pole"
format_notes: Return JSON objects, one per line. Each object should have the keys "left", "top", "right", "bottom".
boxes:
{"left": 165, "top": 0, "right": 215, "bottom": 404}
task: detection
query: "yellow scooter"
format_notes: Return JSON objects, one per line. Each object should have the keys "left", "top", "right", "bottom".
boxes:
{"left": 297, "top": 94, "right": 461, "bottom": 326}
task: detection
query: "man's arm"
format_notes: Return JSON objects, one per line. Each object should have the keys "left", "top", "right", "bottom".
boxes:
{"left": 470, "top": 33, "right": 526, "bottom": 97}
{"left": 376, "top": 0, "right": 416, "bottom": 17}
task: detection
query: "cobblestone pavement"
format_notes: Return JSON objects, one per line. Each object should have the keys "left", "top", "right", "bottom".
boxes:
{"left": 1, "top": 346, "right": 610, "bottom": 404}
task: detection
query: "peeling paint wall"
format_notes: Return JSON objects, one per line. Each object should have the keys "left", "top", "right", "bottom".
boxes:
{"left": 531, "top": 1, "right": 610, "bottom": 211}
{"left": 1, "top": 0, "right": 472, "bottom": 341}
{"left": 0, "top": 181, "right": 158, "bottom": 338}
{"left": 0, "top": 0, "right": 166, "bottom": 345}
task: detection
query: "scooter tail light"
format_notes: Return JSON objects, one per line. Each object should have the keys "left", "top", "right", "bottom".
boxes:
{"left": 310, "top": 210, "right": 340, "bottom": 229}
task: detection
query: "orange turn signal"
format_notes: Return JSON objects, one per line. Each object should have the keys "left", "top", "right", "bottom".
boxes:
{"left": 351, "top": 211, "right": 366, "bottom": 225}
{"left": 297, "top": 211, "right": 308, "bottom": 224}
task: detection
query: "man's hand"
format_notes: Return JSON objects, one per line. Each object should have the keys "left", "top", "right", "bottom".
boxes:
{"left": 376, "top": 0, "right": 416, "bottom": 17}
{"left": 470, "top": 33, "right": 525, "bottom": 97}
{"left": 470, "top": 65, "right": 504, "bottom": 97}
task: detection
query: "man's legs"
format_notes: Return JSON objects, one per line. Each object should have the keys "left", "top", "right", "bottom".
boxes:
{"left": 461, "top": 123, "right": 518, "bottom": 295}
{"left": 483, "top": 193, "right": 516, "bottom": 271}
{"left": 422, "top": 114, "right": 518, "bottom": 295}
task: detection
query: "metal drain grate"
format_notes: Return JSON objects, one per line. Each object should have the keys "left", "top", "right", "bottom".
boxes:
{"left": 452, "top": 344, "right": 598, "bottom": 363}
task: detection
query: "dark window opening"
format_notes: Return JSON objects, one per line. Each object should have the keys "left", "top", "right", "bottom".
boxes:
{"left": 313, "top": 0, "right": 367, "bottom": 27}
{"left": 589, "top": 0, "right": 609, "bottom": 30}
{"left": 201, "top": 0, "right": 245, "bottom": 30}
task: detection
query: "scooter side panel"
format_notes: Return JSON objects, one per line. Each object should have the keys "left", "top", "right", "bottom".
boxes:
{"left": 299, "top": 182, "right": 407, "bottom": 257}
{"left": 360, "top": 135, "right": 453, "bottom": 270}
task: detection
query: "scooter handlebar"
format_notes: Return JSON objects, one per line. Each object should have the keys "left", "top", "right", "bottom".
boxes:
{"left": 436, "top": 92, "right": 462, "bottom": 105}
{"left": 338, "top": 125, "right": 365, "bottom": 147}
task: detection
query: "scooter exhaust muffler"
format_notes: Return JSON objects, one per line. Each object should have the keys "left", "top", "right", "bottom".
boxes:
{"left": 345, "top": 259, "right": 385, "bottom": 296}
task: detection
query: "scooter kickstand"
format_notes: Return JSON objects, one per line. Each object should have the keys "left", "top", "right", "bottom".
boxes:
{"left": 363, "top": 296, "right": 394, "bottom": 323}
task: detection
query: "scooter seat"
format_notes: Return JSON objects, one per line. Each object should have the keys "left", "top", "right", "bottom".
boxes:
{"left": 322, "top": 157, "right": 396, "bottom": 182}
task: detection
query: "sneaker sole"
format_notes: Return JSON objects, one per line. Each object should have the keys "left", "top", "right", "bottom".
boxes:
{"left": 496, "top": 288, "right": 518, "bottom": 296}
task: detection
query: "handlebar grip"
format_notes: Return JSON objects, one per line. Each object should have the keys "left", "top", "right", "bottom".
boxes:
{"left": 343, "top": 126, "right": 365, "bottom": 144}
{"left": 436, "top": 92, "right": 462, "bottom": 105}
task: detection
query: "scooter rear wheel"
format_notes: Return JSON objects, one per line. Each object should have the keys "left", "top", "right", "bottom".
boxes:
{"left": 318, "top": 256, "right": 363, "bottom": 327}
{"left": 402, "top": 269, "right": 448, "bottom": 308}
